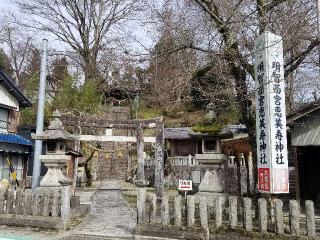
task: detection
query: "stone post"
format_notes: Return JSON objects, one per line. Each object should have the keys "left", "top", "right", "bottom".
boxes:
{"left": 200, "top": 197, "right": 209, "bottom": 240}
{"left": 187, "top": 195, "right": 195, "bottom": 227}
{"left": 136, "top": 125, "right": 145, "bottom": 183}
{"left": 42, "top": 191, "right": 50, "bottom": 216}
{"left": 137, "top": 188, "right": 146, "bottom": 224}
{"left": 154, "top": 121, "right": 164, "bottom": 199}
{"left": 229, "top": 196, "right": 238, "bottom": 229}
{"left": 32, "top": 192, "right": 40, "bottom": 216}
{"left": 274, "top": 199, "right": 284, "bottom": 235}
{"left": 151, "top": 193, "right": 157, "bottom": 223}
{"left": 305, "top": 200, "right": 315, "bottom": 237}
{"left": 215, "top": 197, "right": 224, "bottom": 228}
{"left": 174, "top": 195, "right": 182, "bottom": 226}
{"left": 289, "top": 200, "right": 299, "bottom": 236}
{"left": 161, "top": 195, "right": 170, "bottom": 225}
{"left": 52, "top": 190, "right": 60, "bottom": 217}
{"left": 61, "top": 184, "right": 71, "bottom": 223}
{"left": 15, "top": 189, "right": 22, "bottom": 215}
{"left": 6, "top": 189, "right": 14, "bottom": 214}
{"left": 0, "top": 190, "right": 5, "bottom": 214}
{"left": 199, "top": 197, "right": 208, "bottom": 229}
{"left": 258, "top": 198, "right": 267, "bottom": 233}
{"left": 243, "top": 198, "right": 252, "bottom": 231}
{"left": 23, "top": 190, "right": 32, "bottom": 216}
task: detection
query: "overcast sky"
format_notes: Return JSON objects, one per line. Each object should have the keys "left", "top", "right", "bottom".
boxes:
{"left": 0, "top": 0, "right": 15, "bottom": 11}
{"left": 0, "top": 0, "right": 155, "bottom": 57}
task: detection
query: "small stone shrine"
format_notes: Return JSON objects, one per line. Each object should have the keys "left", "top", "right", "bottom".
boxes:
{"left": 32, "top": 110, "right": 77, "bottom": 188}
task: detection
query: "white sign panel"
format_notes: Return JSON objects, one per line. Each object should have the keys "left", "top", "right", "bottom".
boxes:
{"left": 254, "top": 32, "right": 289, "bottom": 194}
{"left": 178, "top": 180, "right": 192, "bottom": 191}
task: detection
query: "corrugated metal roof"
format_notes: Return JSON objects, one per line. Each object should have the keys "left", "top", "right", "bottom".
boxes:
{"left": 287, "top": 99, "right": 320, "bottom": 124}
{"left": 0, "top": 133, "right": 32, "bottom": 145}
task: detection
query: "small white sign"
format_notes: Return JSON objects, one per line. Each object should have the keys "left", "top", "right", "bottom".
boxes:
{"left": 178, "top": 180, "right": 192, "bottom": 191}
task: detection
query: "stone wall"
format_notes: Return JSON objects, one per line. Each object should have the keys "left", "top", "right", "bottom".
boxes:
{"left": 137, "top": 189, "right": 317, "bottom": 238}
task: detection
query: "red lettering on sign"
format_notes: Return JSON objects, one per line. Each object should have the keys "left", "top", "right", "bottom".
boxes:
{"left": 258, "top": 168, "right": 270, "bottom": 191}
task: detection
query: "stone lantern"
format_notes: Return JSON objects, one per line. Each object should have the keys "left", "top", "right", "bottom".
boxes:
{"left": 32, "top": 110, "right": 77, "bottom": 188}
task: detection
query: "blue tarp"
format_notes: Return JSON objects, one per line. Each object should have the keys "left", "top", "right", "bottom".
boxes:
{"left": 0, "top": 133, "right": 32, "bottom": 146}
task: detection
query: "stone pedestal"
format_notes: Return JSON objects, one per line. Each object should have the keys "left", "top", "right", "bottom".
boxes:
{"left": 198, "top": 168, "right": 224, "bottom": 193}
{"left": 40, "top": 154, "right": 71, "bottom": 187}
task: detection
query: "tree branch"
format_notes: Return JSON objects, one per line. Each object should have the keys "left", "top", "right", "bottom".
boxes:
{"left": 285, "top": 37, "right": 320, "bottom": 77}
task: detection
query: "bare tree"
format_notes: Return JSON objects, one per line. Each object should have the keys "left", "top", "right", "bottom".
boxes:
{"left": 0, "top": 26, "right": 33, "bottom": 85}
{"left": 14, "top": 0, "right": 143, "bottom": 82}
{"left": 156, "top": 0, "right": 320, "bottom": 191}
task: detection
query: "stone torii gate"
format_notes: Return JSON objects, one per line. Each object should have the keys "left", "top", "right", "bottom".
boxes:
{"left": 61, "top": 115, "right": 165, "bottom": 198}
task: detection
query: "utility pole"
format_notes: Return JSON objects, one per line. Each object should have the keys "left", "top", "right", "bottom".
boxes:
{"left": 31, "top": 39, "right": 48, "bottom": 191}
{"left": 317, "top": 0, "right": 320, "bottom": 67}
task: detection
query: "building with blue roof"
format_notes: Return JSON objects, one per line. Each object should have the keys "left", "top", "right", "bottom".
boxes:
{"left": 0, "top": 69, "right": 32, "bottom": 184}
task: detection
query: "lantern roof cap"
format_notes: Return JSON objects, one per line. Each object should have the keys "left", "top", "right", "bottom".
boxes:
{"left": 31, "top": 110, "right": 76, "bottom": 141}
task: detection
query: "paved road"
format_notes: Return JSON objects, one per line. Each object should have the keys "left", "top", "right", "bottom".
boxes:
{"left": 69, "top": 180, "right": 137, "bottom": 239}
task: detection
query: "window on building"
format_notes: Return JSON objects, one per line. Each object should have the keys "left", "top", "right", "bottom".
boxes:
{"left": 0, "top": 108, "right": 9, "bottom": 132}
{"left": 0, "top": 154, "right": 23, "bottom": 181}
{"left": 203, "top": 139, "right": 216, "bottom": 152}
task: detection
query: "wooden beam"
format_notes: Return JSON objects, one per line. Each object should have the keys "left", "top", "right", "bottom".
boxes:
{"left": 77, "top": 135, "right": 156, "bottom": 143}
